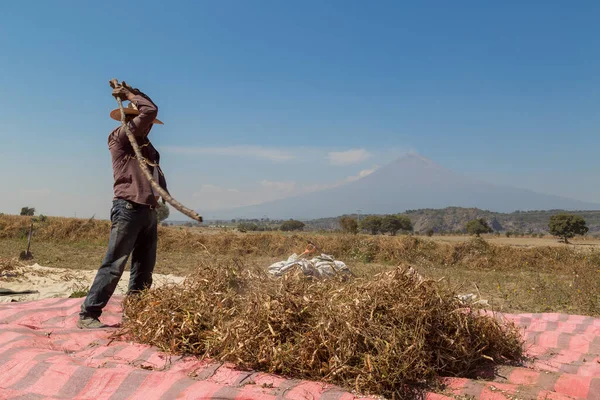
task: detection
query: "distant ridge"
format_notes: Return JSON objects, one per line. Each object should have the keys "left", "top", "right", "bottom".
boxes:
{"left": 306, "top": 207, "right": 600, "bottom": 234}
{"left": 208, "top": 153, "right": 600, "bottom": 219}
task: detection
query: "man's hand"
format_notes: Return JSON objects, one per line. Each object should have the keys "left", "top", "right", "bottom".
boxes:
{"left": 109, "top": 79, "right": 153, "bottom": 104}
{"left": 121, "top": 81, "right": 142, "bottom": 95}
{"left": 112, "top": 86, "right": 136, "bottom": 102}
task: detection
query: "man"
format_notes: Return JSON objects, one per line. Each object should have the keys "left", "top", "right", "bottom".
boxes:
{"left": 78, "top": 83, "right": 168, "bottom": 329}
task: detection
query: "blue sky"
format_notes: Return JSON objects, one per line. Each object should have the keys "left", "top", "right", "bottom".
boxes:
{"left": 0, "top": 1, "right": 598, "bottom": 219}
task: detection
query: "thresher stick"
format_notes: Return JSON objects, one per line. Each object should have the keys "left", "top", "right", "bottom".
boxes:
{"left": 109, "top": 78, "right": 202, "bottom": 222}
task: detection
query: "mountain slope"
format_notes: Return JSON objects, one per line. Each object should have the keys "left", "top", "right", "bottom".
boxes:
{"left": 210, "top": 154, "right": 600, "bottom": 219}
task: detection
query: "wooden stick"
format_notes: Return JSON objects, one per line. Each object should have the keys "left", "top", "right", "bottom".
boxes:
{"left": 26, "top": 222, "right": 33, "bottom": 254}
{"left": 109, "top": 79, "right": 203, "bottom": 222}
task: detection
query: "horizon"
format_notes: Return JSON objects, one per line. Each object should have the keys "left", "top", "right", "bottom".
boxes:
{"left": 1, "top": 1, "right": 599, "bottom": 220}
{"left": 171, "top": 205, "right": 600, "bottom": 225}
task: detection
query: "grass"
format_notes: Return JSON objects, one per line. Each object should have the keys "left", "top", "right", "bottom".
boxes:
{"left": 0, "top": 238, "right": 210, "bottom": 276}
{"left": 68, "top": 285, "right": 89, "bottom": 298}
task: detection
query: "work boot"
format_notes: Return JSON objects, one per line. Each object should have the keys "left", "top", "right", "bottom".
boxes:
{"left": 77, "top": 317, "right": 107, "bottom": 329}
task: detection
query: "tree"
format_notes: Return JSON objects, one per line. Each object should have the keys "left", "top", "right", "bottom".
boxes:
{"left": 380, "top": 215, "right": 413, "bottom": 236}
{"left": 280, "top": 219, "right": 305, "bottom": 232}
{"left": 20, "top": 207, "right": 35, "bottom": 216}
{"left": 397, "top": 215, "right": 413, "bottom": 232}
{"left": 339, "top": 216, "right": 359, "bottom": 234}
{"left": 156, "top": 203, "right": 170, "bottom": 222}
{"left": 237, "top": 222, "right": 259, "bottom": 232}
{"left": 548, "top": 214, "right": 588, "bottom": 243}
{"left": 360, "top": 216, "right": 382, "bottom": 235}
{"left": 466, "top": 218, "right": 493, "bottom": 237}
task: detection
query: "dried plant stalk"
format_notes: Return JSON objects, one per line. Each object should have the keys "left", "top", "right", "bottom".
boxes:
{"left": 122, "top": 258, "right": 524, "bottom": 398}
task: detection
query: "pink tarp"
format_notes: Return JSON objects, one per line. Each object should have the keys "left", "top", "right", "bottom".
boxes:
{"left": 0, "top": 297, "right": 599, "bottom": 400}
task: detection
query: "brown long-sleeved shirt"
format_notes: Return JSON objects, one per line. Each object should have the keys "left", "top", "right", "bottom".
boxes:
{"left": 108, "top": 94, "right": 168, "bottom": 207}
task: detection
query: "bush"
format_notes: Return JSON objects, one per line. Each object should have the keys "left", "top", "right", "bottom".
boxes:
{"left": 426, "top": 228, "right": 434, "bottom": 237}
{"left": 339, "top": 216, "right": 359, "bottom": 234}
{"left": 237, "top": 222, "right": 259, "bottom": 232}
{"left": 33, "top": 214, "right": 48, "bottom": 223}
{"left": 69, "top": 288, "right": 89, "bottom": 298}
{"left": 280, "top": 219, "right": 305, "bottom": 232}
{"left": 156, "top": 203, "right": 170, "bottom": 222}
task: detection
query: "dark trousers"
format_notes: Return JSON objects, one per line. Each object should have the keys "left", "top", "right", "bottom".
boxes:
{"left": 80, "top": 199, "right": 158, "bottom": 319}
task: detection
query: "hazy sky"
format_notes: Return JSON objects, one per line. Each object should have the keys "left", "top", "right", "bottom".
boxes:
{"left": 1, "top": 1, "right": 598, "bottom": 220}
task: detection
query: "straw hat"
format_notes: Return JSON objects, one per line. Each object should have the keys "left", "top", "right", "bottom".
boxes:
{"left": 110, "top": 102, "right": 163, "bottom": 125}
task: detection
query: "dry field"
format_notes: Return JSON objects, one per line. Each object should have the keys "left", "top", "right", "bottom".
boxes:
{"left": 1, "top": 214, "right": 600, "bottom": 317}
{"left": 430, "top": 233, "right": 600, "bottom": 248}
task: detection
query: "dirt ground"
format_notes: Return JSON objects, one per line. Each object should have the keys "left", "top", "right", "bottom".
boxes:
{"left": 0, "top": 262, "right": 183, "bottom": 303}
{"left": 186, "top": 226, "right": 600, "bottom": 249}
{"left": 429, "top": 234, "right": 600, "bottom": 248}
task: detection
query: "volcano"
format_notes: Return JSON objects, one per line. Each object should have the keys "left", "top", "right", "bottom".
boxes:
{"left": 210, "top": 154, "right": 600, "bottom": 219}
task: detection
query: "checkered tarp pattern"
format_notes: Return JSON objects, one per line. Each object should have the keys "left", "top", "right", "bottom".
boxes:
{"left": 0, "top": 297, "right": 599, "bottom": 399}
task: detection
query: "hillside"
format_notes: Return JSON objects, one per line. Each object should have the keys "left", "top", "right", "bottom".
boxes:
{"left": 306, "top": 207, "right": 600, "bottom": 234}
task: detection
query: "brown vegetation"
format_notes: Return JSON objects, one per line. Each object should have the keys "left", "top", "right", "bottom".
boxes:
{"left": 0, "top": 215, "right": 110, "bottom": 242}
{"left": 121, "top": 259, "right": 524, "bottom": 398}
{"left": 3, "top": 214, "right": 600, "bottom": 316}
{"left": 0, "top": 257, "right": 20, "bottom": 276}
{"left": 0, "top": 214, "right": 587, "bottom": 268}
